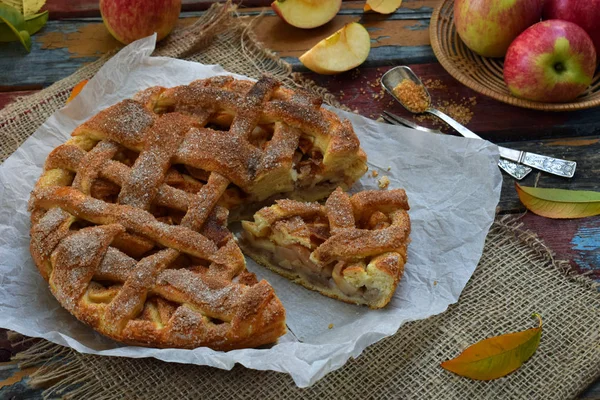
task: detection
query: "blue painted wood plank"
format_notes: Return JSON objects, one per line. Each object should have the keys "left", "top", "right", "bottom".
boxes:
{"left": 0, "top": 4, "right": 435, "bottom": 89}
{"left": 0, "top": 20, "right": 98, "bottom": 89}
{"left": 571, "top": 220, "right": 600, "bottom": 273}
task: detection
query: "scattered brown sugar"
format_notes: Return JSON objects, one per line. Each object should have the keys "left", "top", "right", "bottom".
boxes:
{"left": 369, "top": 78, "right": 381, "bottom": 88}
{"left": 371, "top": 170, "right": 379, "bottom": 178}
{"left": 392, "top": 79, "right": 430, "bottom": 113}
{"left": 367, "top": 78, "right": 387, "bottom": 100}
{"left": 415, "top": 96, "right": 477, "bottom": 128}
{"left": 423, "top": 78, "right": 447, "bottom": 91}
{"left": 378, "top": 176, "right": 390, "bottom": 189}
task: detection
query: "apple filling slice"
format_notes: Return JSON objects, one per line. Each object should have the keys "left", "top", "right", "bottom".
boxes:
{"left": 240, "top": 188, "right": 411, "bottom": 309}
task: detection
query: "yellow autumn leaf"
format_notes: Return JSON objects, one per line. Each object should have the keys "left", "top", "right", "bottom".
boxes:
{"left": 441, "top": 314, "right": 542, "bottom": 380}
{"left": 66, "top": 80, "right": 89, "bottom": 104}
{"left": 516, "top": 183, "right": 600, "bottom": 219}
{"left": 0, "top": 0, "right": 45, "bottom": 16}
{"left": 23, "top": 0, "right": 44, "bottom": 16}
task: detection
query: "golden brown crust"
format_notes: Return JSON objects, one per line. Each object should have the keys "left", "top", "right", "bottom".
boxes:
{"left": 28, "top": 75, "right": 369, "bottom": 349}
{"left": 241, "top": 188, "right": 411, "bottom": 309}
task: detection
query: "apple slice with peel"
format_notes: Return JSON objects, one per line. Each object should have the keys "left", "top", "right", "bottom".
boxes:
{"left": 272, "top": 0, "right": 341, "bottom": 29}
{"left": 364, "top": 0, "right": 403, "bottom": 14}
{"left": 299, "top": 22, "right": 371, "bottom": 75}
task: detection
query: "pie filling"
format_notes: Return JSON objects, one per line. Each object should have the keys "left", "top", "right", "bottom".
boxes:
{"left": 240, "top": 230, "right": 386, "bottom": 305}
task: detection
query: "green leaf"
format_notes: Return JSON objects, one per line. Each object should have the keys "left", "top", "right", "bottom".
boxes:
{"left": 0, "top": 9, "right": 47, "bottom": 40}
{"left": 0, "top": 3, "right": 25, "bottom": 29}
{"left": 24, "top": 9, "right": 45, "bottom": 33}
{"left": 1, "top": 18, "right": 30, "bottom": 50}
{"left": 0, "top": 3, "right": 31, "bottom": 51}
{"left": 516, "top": 184, "right": 600, "bottom": 219}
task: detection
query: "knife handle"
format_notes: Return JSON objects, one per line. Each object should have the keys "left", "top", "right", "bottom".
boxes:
{"left": 498, "top": 159, "right": 532, "bottom": 180}
{"left": 521, "top": 152, "right": 576, "bottom": 178}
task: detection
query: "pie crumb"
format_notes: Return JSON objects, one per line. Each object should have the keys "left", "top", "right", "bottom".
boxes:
{"left": 378, "top": 176, "right": 390, "bottom": 189}
{"left": 328, "top": 323, "right": 334, "bottom": 329}
{"left": 387, "top": 166, "right": 391, "bottom": 171}
{"left": 371, "top": 170, "right": 379, "bottom": 178}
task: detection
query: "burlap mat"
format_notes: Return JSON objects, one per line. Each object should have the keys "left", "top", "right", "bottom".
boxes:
{"left": 3, "top": 3, "right": 600, "bottom": 399}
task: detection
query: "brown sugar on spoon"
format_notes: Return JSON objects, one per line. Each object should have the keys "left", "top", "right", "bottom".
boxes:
{"left": 392, "top": 79, "right": 430, "bottom": 113}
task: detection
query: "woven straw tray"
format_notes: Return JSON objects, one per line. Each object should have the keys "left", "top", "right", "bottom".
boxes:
{"left": 430, "top": 0, "right": 600, "bottom": 111}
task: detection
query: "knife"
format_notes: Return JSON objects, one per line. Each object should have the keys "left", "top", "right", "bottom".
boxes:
{"left": 428, "top": 108, "right": 576, "bottom": 178}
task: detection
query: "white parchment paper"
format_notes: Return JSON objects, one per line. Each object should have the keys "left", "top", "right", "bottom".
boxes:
{"left": 0, "top": 36, "right": 502, "bottom": 387}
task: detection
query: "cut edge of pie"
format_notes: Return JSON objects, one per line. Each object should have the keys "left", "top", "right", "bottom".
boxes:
{"left": 239, "top": 187, "right": 411, "bottom": 309}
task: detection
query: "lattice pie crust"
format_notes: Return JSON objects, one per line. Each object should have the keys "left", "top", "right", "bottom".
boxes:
{"left": 28, "top": 75, "right": 407, "bottom": 350}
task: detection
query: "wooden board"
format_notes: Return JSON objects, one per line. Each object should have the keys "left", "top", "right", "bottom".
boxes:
{"left": 1, "top": 0, "right": 599, "bottom": 397}
{"left": 305, "top": 64, "right": 600, "bottom": 140}
{"left": 0, "top": 2, "right": 436, "bottom": 90}
{"left": 43, "top": 0, "right": 359, "bottom": 19}
{"left": 0, "top": 91, "right": 35, "bottom": 109}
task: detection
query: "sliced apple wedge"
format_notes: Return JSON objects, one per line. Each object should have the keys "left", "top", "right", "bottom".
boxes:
{"left": 272, "top": 0, "right": 341, "bottom": 29}
{"left": 299, "top": 22, "right": 371, "bottom": 75}
{"left": 364, "top": 0, "right": 403, "bottom": 14}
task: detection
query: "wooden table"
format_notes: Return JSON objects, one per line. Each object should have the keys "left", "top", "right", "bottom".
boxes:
{"left": 1, "top": 1, "right": 599, "bottom": 398}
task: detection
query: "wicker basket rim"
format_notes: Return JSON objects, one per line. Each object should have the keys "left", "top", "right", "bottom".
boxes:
{"left": 429, "top": 0, "right": 600, "bottom": 112}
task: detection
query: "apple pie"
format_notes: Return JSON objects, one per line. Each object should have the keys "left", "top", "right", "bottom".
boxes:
{"left": 28, "top": 75, "right": 368, "bottom": 350}
{"left": 240, "top": 188, "right": 411, "bottom": 309}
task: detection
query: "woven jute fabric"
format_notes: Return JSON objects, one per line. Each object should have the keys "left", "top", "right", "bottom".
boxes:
{"left": 13, "top": 218, "right": 600, "bottom": 400}
{"left": 3, "top": 2, "right": 600, "bottom": 399}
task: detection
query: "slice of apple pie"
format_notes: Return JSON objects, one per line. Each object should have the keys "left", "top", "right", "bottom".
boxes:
{"left": 240, "top": 188, "right": 411, "bottom": 309}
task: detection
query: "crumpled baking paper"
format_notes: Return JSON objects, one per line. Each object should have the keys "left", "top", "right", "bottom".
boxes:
{"left": 0, "top": 35, "right": 502, "bottom": 387}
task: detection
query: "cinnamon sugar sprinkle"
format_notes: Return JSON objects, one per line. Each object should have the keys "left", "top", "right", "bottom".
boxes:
{"left": 392, "top": 80, "right": 430, "bottom": 113}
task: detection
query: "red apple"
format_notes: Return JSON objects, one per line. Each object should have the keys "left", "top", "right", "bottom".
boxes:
{"left": 100, "top": 0, "right": 181, "bottom": 45}
{"left": 543, "top": 0, "right": 600, "bottom": 57}
{"left": 454, "top": 0, "right": 544, "bottom": 58}
{"left": 504, "top": 20, "right": 596, "bottom": 102}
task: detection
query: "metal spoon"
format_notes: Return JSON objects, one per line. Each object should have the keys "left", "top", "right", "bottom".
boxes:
{"left": 382, "top": 66, "right": 576, "bottom": 179}
{"left": 381, "top": 66, "right": 532, "bottom": 180}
